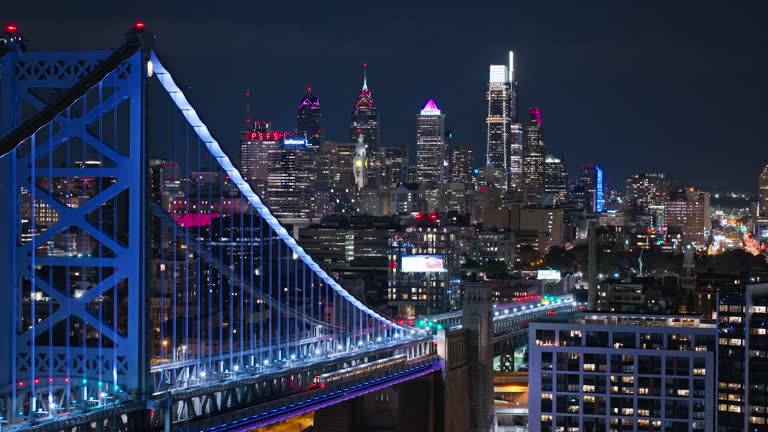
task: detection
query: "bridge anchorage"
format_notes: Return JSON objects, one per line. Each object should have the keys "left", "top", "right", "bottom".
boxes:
{"left": 0, "top": 23, "right": 578, "bottom": 432}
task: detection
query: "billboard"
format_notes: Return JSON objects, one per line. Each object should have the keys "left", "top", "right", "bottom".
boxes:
{"left": 401, "top": 255, "right": 446, "bottom": 273}
{"left": 537, "top": 269, "right": 562, "bottom": 281}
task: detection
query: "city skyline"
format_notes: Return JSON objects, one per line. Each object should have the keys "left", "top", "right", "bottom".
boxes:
{"left": 5, "top": 1, "right": 767, "bottom": 191}
{"left": 3, "top": 12, "right": 768, "bottom": 431}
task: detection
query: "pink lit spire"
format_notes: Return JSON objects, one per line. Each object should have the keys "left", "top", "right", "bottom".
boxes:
{"left": 420, "top": 98, "right": 441, "bottom": 115}
{"left": 529, "top": 107, "right": 542, "bottom": 125}
{"left": 362, "top": 63, "right": 368, "bottom": 92}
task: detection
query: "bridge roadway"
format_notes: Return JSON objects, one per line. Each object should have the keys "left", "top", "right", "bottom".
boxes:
{"left": 426, "top": 295, "right": 577, "bottom": 339}
{"left": 153, "top": 336, "right": 435, "bottom": 431}
{"left": 197, "top": 356, "right": 439, "bottom": 432}
{"left": 7, "top": 299, "right": 577, "bottom": 432}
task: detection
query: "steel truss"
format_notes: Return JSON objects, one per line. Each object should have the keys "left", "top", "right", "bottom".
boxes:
{"left": 150, "top": 340, "right": 435, "bottom": 431}
{"left": 0, "top": 36, "right": 149, "bottom": 423}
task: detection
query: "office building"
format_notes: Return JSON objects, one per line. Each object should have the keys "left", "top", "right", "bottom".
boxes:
{"left": 240, "top": 122, "right": 284, "bottom": 183}
{"left": 382, "top": 146, "right": 407, "bottom": 187}
{"left": 523, "top": 107, "right": 545, "bottom": 205}
{"left": 415, "top": 99, "right": 446, "bottom": 184}
{"left": 388, "top": 220, "right": 462, "bottom": 316}
{"left": 520, "top": 207, "right": 565, "bottom": 251}
{"left": 264, "top": 136, "right": 315, "bottom": 219}
{"left": 529, "top": 313, "right": 717, "bottom": 432}
{"left": 485, "top": 51, "right": 520, "bottom": 191}
{"left": 353, "top": 135, "right": 368, "bottom": 190}
{"left": 509, "top": 122, "right": 524, "bottom": 192}
{"left": 625, "top": 173, "right": 675, "bottom": 213}
{"left": 664, "top": 188, "right": 711, "bottom": 247}
{"left": 296, "top": 88, "right": 321, "bottom": 145}
{"left": 717, "top": 283, "right": 768, "bottom": 431}
{"left": 350, "top": 64, "right": 380, "bottom": 186}
{"left": 544, "top": 155, "right": 568, "bottom": 206}
{"left": 486, "top": 60, "right": 511, "bottom": 186}
{"left": 449, "top": 144, "right": 473, "bottom": 184}
{"left": 298, "top": 216, "right": 396, "bottom": 265}
{"left": 319, "top": 141, "right": 357, "bottom": 188}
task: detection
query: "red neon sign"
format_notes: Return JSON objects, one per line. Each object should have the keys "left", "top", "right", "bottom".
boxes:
{"left": 245, "top": 131, "right": 290, "bottom": 141}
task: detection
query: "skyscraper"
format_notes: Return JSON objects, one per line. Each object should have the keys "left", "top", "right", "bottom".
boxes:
{"left": 759, "top": 164, "right": 768, "bottom": 216}
{"left": 450, "top": 144, "right": 473, "bottom": 184}
{"left": 485, "top": 51, "right": 520, "bottom": 191}
{"left": 579, "top": 163, "right": 605, "bottom": 212}
{"left": 523, "top": 107, "right": 545, "bottom": 205}
{"left": 543, "top": 155, "right": 568, "bottom": 205}
{"left": 416, "top": 99, "right": 446, "bottom": 184}
{"left": 296, "top": 88, "right": 321, "bottom": 145}
{"left": 350, "top": 64, "right": 380, "bottom": 186}
{"left": 509, "top": 123, "right": 524, "bottom": 192}
{"left": 382, "top": 147, "right": 407, "bottom": 187}
{"left": 353, "top": 135, "right": 367, "bottom": 190}
{"left": 486, "top": 65, "right": 510, "bottom": 176}
{"left": 240, "top": 121, "right": 279, "bottom": 183}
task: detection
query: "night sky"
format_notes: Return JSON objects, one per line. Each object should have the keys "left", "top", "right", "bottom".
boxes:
{"left": 6, "top": 1, "right": 768, "bottom": 191}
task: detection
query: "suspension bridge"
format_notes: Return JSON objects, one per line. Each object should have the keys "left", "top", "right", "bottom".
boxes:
{"left": 0, "top": 23, "right": 577, "bottom": 432}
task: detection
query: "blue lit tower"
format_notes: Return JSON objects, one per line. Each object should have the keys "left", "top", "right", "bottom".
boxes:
{"left": 0, "top": 23, "right": 407, "bottom": 429}
{"left": 579, "top": 163, "right": 605, "bottom": 212}
{"left": 0, "top": 23, "right": 151, "bottom": 422}
{"left": 296, "top": 87, "right": 321, "bottom": 146}
{"left": 351, "top": 64, "right": 380, "bottom": 185}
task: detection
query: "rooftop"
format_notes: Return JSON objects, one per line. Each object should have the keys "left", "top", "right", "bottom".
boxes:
{"left": 535, "top": 312, "right": 716, "bottom": 329}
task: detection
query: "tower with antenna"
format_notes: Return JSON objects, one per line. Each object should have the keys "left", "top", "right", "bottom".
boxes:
{"left": 351, "top": 62, "right": 380, "bottom": 185}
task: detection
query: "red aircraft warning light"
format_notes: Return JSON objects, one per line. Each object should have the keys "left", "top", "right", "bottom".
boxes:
{"left": 6, "top": 25, "right": 18, "bottom": 33}
{"left": 134, "top": 21, "right": 146, "bottom": 31}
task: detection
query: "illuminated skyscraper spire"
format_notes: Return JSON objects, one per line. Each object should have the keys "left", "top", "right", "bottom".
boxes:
{"left": 296, "top": 87, "right": 321, "bottom": 145}
{"left": 351, "top": 63, "right": 380, "bottom": 185}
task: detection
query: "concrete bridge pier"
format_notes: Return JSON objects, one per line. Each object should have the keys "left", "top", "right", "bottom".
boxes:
{"left": 462, "top": 281, "right": 497, "bottom": 432}
{"left": 313, "top": 372, "right": 439, "bottom": 432}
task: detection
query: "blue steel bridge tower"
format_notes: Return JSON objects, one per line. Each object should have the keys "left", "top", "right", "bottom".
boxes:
{"left": 0, "top": 23, "right": 406, "bottom": 428}
{"left": 0, "top": 24, "right": 151, "bottom": 422}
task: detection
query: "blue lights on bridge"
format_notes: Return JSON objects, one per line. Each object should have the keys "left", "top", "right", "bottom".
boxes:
{"left": 0, "top": 26, "right": 580, "bottom": 432}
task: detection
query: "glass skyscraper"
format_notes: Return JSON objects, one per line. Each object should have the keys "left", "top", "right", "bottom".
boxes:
{"left": 416, "top": 99, "right": 446, "bottom": 184}
{"left": 580, "top": 163, "right": 605, "bottom": 213}
{"left": 523, "top": 107, "right": 546, "bottom": 205}
{"left": 350, "top": 64, "right": 380, "bottom": 186}
{"left": 296, "top": 88, "right": 321, "bottom": 145}
{"left": 485, "top": 51, "right": 521, "bottom": 191}
{"left": 544, "top": 155, "right": 568, "bottom": 205}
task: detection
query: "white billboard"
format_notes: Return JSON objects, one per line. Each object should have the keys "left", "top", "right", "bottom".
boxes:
{"left": 537, "top": 269, "right": 562, "bottom": 281}
{"left": 401, "top": 255, "right": 446, "bottom": 273}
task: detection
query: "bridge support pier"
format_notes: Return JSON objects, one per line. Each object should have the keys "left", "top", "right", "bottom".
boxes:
{"left": 313, "top": 372, "right": 439, "bottom": 432}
